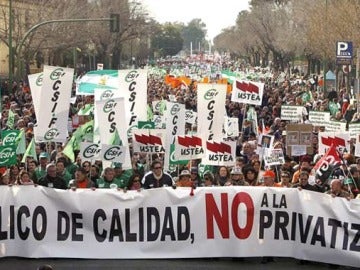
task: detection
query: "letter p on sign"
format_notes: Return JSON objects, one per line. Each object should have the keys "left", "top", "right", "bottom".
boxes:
{"left": 336, "top": 41, "right": 352, "bottom": 58}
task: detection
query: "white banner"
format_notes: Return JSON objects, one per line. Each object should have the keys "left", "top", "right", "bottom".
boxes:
{"left": 28, "top": 72, "right": 43, "bottom": 120}
{"left": 264, "top": 148, "right": 285, "bottom": 166}
{"left": 348, "top": 123, "right": 360, "bottom": 138}
{"left": 164, "top": 102, "right": 186, "bottom": 170}
{"left": 153, "top": 115, "right": 165, "bottom": 129}
{"left": 132, "top": 129, "right": 166, "bottom": 153}
{"left": 197, "top": 84, "right": 227, "bottom": 142}
{"left": 94, "top": 93, "right": 131, "bottom": 169}
{"left": 223, "top": 117, "right": 239, "bottom": 138}
{"left": 308, "top": 111, "right": 330, "bottom": 127}
{"left": 100, "top": 144, "right": 127, "bottom": 163}
{"left": 231, "top": 79, "right": 264, "bottom": 105}
{"left": 174, "top": 135, "right": 205, "bottom": 160}
{"left": 185, "top": 109, "right": 197, "bottom": 125}
{"left": 118, "top": 69, "right": 148, "bottom": 138}
{"left": 280, "top": 105, "right": 303, "bottom": 122}
{"left": 79, "top": 142, "right": 101, "bottom": 161}
{"left": 326, "top": 120, "right": 347, "bottom": 132}
{"left": 1, "top": 186, "right": 359, "bottom": 268}
{"left": 35, "top": 66, "right": 74, "bottom": 142}
{"left": 202, "top": 140, "right": 236, "bottom": 166}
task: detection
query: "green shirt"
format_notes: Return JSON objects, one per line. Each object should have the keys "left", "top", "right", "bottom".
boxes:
{"left": 96, "top": 177, "right": 125, "bottom": 189}
{"left": 114, "top": 169, "right": 133, "bottom": 188}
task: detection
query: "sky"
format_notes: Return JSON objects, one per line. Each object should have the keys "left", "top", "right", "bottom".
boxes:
{"left": 140, "top": 0, "right": 250, "bottom": 41}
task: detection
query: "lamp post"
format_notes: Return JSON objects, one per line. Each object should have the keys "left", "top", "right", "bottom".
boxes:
{"left": 8, "top": 0, "right": 13, "bottom": 93}
{"left": 15, "top": 17, "right": 115, "bottom": 79}
{"left": 323, "top": 0, "right": 328, "bottom": 93}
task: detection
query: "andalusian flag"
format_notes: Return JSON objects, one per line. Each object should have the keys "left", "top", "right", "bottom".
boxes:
{"left": 76, "top": 70, "right": 118, "bottom": 95}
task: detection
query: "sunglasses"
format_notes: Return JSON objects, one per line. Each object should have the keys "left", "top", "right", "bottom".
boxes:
{"left": 153, "top": 167, "right": 162, "bottom": 169}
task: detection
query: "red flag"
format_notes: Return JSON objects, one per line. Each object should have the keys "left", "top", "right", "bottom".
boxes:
{"left": 313, "top": 144, "right": 342, "bottom": 181}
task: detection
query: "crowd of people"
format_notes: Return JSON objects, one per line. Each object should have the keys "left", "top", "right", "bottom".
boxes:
{"left": 0, "top": 59, "right": 359, "bottom": 204}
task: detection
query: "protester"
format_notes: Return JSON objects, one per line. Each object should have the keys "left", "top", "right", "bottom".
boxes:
{"left": 16, "top": 170, "right": 34, "bottom": 185}
{"left": 227, "top": 167, "right": 248, "bottom": 186}
{"left": 141, "top": 160, "right": 173, "bottom": 189}
{"left": 325, "top": 179, "right": 352, "bottom": 200}
{"left": 32, "top": 152, "right": 49, "bottom": 183}
{"left": 292, "top": 170, "right": 319, "bottom": 192}
{"left": 214, "top": 166, "right": 230, "bottom": 186}
{"left": 127, "top": 173, "right": 142, "bottom": 190}
{"left": 203, "top": 171, "right": 217, "bottom": 186}
{"left": 69, "top": 167, "right": 95, "bottom": 189}
{"left": 38, "top": 163, "right": 67, "bottom": 190}
{"left": 96, "top": 167, "right": 124, "bottom": 189}
{"left": 176, "top": 170, "right": 193, "bottom": 187}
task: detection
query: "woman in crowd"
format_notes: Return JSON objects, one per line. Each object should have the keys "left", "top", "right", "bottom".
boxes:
{"left": 203, "top": 171, "right": 218, "bottom": 187}
{"left": 214, "top": 166, "right": 230, "bottom": 186}
{"left": 9, "top": 164, "right": 20, "bottom": 185}
{"left": 242, "top": 165, "right": 258, "bottom": 186}
{"left": 128, "top": 173, "right": 142, "bottom": 190}
{"left": 16, "top": 170, "right": 34, "bottom": 185}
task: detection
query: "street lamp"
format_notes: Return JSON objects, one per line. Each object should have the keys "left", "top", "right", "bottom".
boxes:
{"left": 8, "top": 0, "right": 13, "bottom": 93}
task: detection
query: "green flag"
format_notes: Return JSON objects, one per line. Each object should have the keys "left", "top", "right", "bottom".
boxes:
{"left": 63, "top": 136, "right": 76, "bottom": 162}
{"left": 109, "top": 128, "right": 122, "bottom": 145}
{"left": 21, "top": 138, "right": 37, "bottom": 163}
{"left": 159, "top": 100, "right": 167, "bottom": 115}
{"left": 138, "top": 121, "right": 155, "bottom": 129}
{"left": 1, "top": 130, "right": 20, "bottom": 146}
{"left": 63, "top": 120, "right": 94, "bottom": 162}
{"left": 78, "top": 104, "right": 94, "bottom": 116}
{"left": 81, "top": 120, "right": 94, "bottom": 142}
{"left": 16, "top": 129, "right": 26, "bottom": 154}
{"left": 147, "top": 104, "right": 154, "bottom": 121}
{"left": 6, "top": 109, "right": 15, "bottom": 129}
{"left": 169, "top": 144, "right": 188, "bottom": 165}
{"left": 0, "top": 144, "right": 17, "bottom": 166}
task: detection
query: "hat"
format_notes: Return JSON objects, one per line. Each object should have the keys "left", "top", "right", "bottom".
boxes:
{"left": 179, "top": 170, "right": 191, "bottom": 177}
{"left": 39, "top": 152, "right": 49, "bottom": 159}
{"left": 231, "top": 167, "right": 243, "bottom": 175}
{"left": 263, "top": 170, "right": 275, "bottom": 178}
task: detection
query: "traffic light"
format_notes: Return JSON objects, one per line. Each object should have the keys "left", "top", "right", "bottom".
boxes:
{"left": 110, "top": 13, "right": 120, "bottom": 33}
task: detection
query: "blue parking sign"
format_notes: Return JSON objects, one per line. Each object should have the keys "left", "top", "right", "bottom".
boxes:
{"left": 336, "top": 41, "right": 353, "bottom": 64}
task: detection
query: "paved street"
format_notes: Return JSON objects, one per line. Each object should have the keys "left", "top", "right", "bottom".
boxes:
{"left": 1, "top": 257, "right": 357, "bottom": 270}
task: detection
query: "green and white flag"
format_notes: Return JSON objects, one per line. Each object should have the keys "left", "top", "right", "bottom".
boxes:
{"left": 21, "top": 138, "right": 37, "bottom": 163}
{"left": 0, "top": 144, "right": 17, "bottom": 166}
{"left": 7, "top": 109, "right": 15, "bottom": 129}
{"left": 109, "top": 128, "right": 122, "bottom": 145}
{"left": 77, "top": 104, "right": 94, "bottom": 116}
{"left": 1, "top": 130, "right": 20, "bottom": 146}
{"left": 76, "top": 70, "right": 118, "bottom": 95}
{"left": 16, "top": 129, "right": 26, "bottom": 154}
{"left": 63, "top": 120, "right": 94, "bottom": 162}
